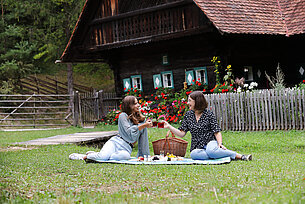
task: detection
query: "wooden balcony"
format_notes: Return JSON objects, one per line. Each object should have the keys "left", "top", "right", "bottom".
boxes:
{"left": 85, "top": 0, "right": 209, "bottom": 51}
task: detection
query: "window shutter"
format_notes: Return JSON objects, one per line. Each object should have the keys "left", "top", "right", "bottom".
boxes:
{"left": 185, "top": 70, "right": 195, "bottom": 85}
{"left": 153, "top": 74, "right": 162, "bottom": 89}
{"left": 123, "top": 78, "right": 131, "bottom": 92}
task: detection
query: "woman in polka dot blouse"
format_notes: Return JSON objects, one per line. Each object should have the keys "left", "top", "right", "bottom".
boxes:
{"left": 164, "top": 91, "right": 252, "bottom": 161}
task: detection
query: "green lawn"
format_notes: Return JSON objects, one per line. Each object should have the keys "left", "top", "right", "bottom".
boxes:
{"left": 0, "top": 127, "right": 304, "bottom": 203}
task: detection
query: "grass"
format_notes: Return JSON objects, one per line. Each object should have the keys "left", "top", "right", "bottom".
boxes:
{"left": 35, "top": 66, "right": 115, "bottom": 92}
{"left": 0, "top": 127, "right": 304, "bottom": 203}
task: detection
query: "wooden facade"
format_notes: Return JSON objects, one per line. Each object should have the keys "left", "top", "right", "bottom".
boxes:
{"left": 60, "top": 0, "right": 305, "bottom": 96}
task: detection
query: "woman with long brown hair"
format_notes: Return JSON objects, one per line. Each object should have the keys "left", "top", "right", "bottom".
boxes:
{"left": 83, "top": 95, "right": 152, "bottom": 161}
{"left": 164, "top": 91, "right": 252, "bottom": 161}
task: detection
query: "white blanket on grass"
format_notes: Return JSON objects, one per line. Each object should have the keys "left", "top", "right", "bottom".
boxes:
{"left": 90, "top": 157, "right": 231, "bottom": 165}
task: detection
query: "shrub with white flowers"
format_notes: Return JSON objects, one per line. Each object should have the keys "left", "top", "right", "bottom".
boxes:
{"left": 235, "top": 77, "right": 258, "bottom": 92}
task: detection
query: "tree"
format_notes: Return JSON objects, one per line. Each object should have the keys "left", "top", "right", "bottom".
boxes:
{"left": 0, "top": 0, "right": 83, "bottom": 93}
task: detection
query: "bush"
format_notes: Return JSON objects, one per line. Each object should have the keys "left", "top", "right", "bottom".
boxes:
{"left": 295, "top": 80, "right": 305, "bottom": 90}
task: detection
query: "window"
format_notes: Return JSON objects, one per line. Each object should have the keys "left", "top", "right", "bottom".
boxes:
{"left": 244, "top": 66, "right": 254, "bottom": 81}
{"left": 162, "top": 54, "right": 169, "bottom": 65}
{"left": 194, "top": 67, "right": 208, "bottom": 85}
{"left": 131, "top": 75, "right": 142, "bottom": 90}
{"left": 161, "top": 71, "right": 174, "bottom": 88}
{"left": 185, "top": 67, "right": 208, "bottom": 86}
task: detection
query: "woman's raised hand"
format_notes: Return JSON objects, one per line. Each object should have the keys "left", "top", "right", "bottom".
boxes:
{"left": 146, "top": 119, "right": 153, "bottom": 128}
{"left": 163, "top": 120, "right": 170, "bottom": 129}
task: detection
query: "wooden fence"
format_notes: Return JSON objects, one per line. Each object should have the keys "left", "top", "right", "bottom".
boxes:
{"left": 206, "top": 89, "right": 305, "bottom": 131}
{"left": 21, "top": 75, "right": 94, "bottom": 95}
{"left": 75, "top": 89, "right": 305, "bottom": 130}
{"left": 73, "top": 91, "right": 121, "bottom": 126}
{"left": 0, "top": 94, "right": 72, "bottom": 128}
{"left": 2, "top": 89, "right": 303, "bottom": 130}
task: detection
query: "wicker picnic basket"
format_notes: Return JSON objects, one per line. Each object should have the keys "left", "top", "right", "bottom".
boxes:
{"left": 152, "top": 130, "right": 188, "bottom": 157}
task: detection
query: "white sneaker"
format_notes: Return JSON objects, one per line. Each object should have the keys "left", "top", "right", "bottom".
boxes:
{"left": 69, "top": 153, "right": 85, "bottom": 160}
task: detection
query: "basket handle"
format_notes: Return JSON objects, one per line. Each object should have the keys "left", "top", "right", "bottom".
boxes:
{"left": 163, "top": 130, "right": 173, "bottom": 152}
{"left": 166, "top": 130, "right": 175, "bottom": 138}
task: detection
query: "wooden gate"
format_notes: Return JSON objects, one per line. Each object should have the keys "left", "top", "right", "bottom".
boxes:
{"left": 0, "top": 94, "right": 73, "bottom": 129}
{"left": 74, "top": 91, "right": 121, "bottom": 127}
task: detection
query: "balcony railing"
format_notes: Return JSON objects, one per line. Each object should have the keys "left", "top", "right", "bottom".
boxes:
{"left": 87, "top": 2, "right": 203, "bottom": 48}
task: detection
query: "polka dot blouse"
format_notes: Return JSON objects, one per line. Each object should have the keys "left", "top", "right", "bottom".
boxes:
{"left": 178, "top": 109, "right": 222, "bottom": 152}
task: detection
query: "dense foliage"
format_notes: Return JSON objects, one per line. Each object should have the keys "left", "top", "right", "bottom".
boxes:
{"left": 0, "top": 0, "right": 112, "bottom": 93}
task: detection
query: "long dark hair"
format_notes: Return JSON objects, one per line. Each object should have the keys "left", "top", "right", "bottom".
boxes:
{"left": 121, "top": 96, "right": 145, "bottom": 124}
{"left": 189, "top": 91, "right": 208, "bottom": 113}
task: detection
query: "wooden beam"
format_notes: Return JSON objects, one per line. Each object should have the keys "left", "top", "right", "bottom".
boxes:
{"left": 90, "top": 0, "right": 193, "bottom": 25}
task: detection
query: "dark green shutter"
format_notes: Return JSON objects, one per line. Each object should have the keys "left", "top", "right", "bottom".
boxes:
{"left": 123, "top": 78, "right": 131, "bottom": 92}
{"left": 185, "top": 70, "right": 195, "bottom": 85}
{"left": 153, "top": 74, "right": 162, "bottom": 88}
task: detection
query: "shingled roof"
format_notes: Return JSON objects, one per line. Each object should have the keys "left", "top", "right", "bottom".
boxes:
{"left": 193, "top": 0, "right": 305, "bottom": 36}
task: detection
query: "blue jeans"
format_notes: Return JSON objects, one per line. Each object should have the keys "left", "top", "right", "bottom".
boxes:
{"left": 190, "top": 140, "right": 237, "bottom": 160}
{"left": 86, "top": 136, "right": 132, "bottom": 161}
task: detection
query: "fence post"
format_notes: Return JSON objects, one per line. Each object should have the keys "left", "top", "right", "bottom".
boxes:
{"left": 67, "top": 63, "right": 74, "bottom": 112}
{"left": 73, "top": 91, "right": 79, "bottom": 126}
{"left": 98, "top": 90, "right": 105, "bottom": 119}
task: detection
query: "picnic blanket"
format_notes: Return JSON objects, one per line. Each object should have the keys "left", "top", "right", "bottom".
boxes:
{"left": 88, "top": 157, "right": 231, "bottom": 165}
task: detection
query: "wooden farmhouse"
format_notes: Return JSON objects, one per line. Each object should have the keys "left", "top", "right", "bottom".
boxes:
{"left": 60, "top": 0, "right": 305, "bottom": 96}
